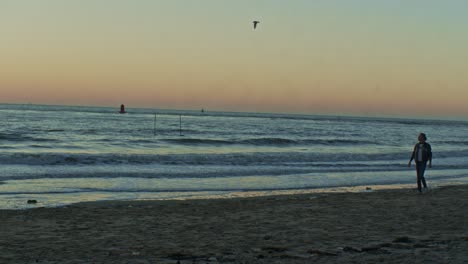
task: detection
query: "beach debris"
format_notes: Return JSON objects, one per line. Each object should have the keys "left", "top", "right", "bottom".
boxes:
{"left": 162, "top": 251, "right": 203, "bottom": 262}
{"left": 208, "top": 256, "right": 218, "bottom": 262}
{"left": 340, "top": 239, "right": 427, "bottom": 254}
{"left": 27, "top": 199, "right": 38, "bottom": 204}
{"left": 393, "top": 236, "right": 412, "bottom": 243}
{"left": 261, "top": 246, "right": 288, "bottom": 253}
{"left": 342, "top": 246, "right": 362, "bottom": 253}
{"left": 361, "top": 243, "right": 392, "bottom": 252}
{"left": 277, "top": 253, "right": 312, "bottom": 260}
{"left": 391, "top": 243, "right": 414, "bottom": 249}
{"left": 307, "top": 249, "right": 338, "bottom": 256}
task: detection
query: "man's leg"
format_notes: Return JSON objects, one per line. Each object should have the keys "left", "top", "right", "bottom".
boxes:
{"left": 416, "top": 162, "right": 423, "bottom": 192}
{"left": 420, "top": 162, "right": 427, "bottom": 189}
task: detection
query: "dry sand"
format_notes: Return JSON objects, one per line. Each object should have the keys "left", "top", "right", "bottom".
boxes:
{"left": 1, "top": 185, "right": 467, "bottom": 264}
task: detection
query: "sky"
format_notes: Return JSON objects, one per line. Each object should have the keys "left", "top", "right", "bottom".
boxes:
{"left": 1, "top": 0, "right": 468, "bottom": 118}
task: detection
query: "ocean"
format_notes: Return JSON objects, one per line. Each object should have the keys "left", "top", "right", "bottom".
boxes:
{"left": 1, "top": 104, "right": 468, "bottom": 209}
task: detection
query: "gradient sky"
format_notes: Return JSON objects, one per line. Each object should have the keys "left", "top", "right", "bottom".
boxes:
{"left": 1, "top": 0, "right": 468, "bottom": 118}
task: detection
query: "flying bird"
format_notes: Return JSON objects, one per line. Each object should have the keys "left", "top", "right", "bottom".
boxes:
{"left": 253, "top": 21, "right": 260, "bottom": 30}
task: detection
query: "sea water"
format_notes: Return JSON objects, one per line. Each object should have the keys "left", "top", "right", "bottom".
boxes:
{"left": 1, "top": 104, "right": 468, "bottom": 209}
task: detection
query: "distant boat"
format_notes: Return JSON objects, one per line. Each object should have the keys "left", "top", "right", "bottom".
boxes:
{"left": 119, "top": 104, "right": 126, "bottom": 114}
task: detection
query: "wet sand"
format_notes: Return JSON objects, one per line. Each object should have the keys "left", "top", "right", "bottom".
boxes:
{"left": 1, "top": 185, "right": 467, "bottom": 263}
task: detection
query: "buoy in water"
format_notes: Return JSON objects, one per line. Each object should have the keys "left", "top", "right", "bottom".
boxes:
{"left": 119, "top": 104, "right": 126, "bottom": 114}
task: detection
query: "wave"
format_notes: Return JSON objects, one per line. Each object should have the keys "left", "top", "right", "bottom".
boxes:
{"left": 162, "top": 137, "right": 377, "bottom": 146}
{"left": 1, "top": 173, "right": 468, "bottom": 196}
{"left": 0, "top": 146, "right": 15, "bottom": 149}
{"left": 0, "top": 152, "right": 364, "bottom": 166}
{"left": 0, "top": 133, "right": 58, "bottom": 143}
{"left": 302, "top": 139, "right": 377, "bottom": 145}
{"left": 162, "top": 137, "right": 298, "bottom": 146}
{"left": 0, "top": 162, "right": 413, "bottom": 181}
{"left": 9, "top": 164, "right": 461, "bottom": 182}
{"left": 241, "top": 138, "right": 297, "bottom": 145}
{"left": 435, "top": 140, "right": 468, "bottom": 145}
{"left": 163, "top": 138, "right": 233, "bottom": 145}
{"left": 1, "top": 149, "right": 468, "bottom": 166}
{"left": 30, "top": 145, "right": 54, "bottom": 148}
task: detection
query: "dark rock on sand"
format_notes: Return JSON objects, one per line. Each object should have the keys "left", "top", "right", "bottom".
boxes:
{"left": 393, "top": 236, "right": 412, "bottom": 243}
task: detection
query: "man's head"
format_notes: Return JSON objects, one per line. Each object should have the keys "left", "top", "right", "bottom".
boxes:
{"left": 418, "top": 133, "right": 427, "bottom": 143}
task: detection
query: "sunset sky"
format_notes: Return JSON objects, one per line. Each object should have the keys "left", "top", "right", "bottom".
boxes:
{"left": 1, "top": 1, "right": 468, "bottom": 118}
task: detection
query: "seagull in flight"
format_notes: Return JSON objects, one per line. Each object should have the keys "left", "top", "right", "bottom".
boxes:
{"left": 253, "top": 21, "right": 260, "bottom": 30}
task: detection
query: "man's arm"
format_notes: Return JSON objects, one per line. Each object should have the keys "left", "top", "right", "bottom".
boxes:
{"left": 408, "top": 144, "right": 416, "bottom": 167}
{"left": 428, "top": 144, "right": 432, "bottom": 168}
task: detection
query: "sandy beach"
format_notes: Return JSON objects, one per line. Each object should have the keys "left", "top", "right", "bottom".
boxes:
{"left": 1, "top": 185, "right": 467, "bottom": 264}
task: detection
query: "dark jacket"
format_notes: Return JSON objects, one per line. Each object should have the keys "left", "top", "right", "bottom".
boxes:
{"left": 410, "top": 142, "right": 432, "bottom": 163}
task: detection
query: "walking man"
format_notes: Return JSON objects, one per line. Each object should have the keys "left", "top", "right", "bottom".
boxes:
{"left": 408, "top": 133, "right": 432, "bottom": 193}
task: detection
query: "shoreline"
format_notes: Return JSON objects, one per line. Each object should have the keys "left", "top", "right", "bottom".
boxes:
{"left": 1, "top": 184, "right": 467, "bottom": 263}
{"left": 2, "top": 181, "right": 465, "bottom": 211}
